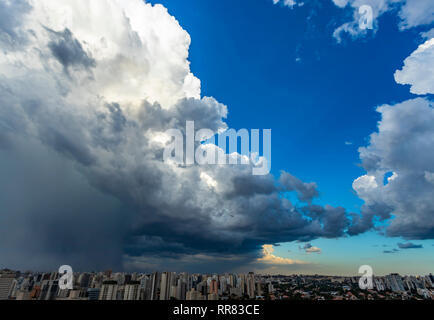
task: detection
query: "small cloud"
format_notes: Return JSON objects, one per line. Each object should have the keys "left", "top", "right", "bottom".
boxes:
{"left": 383, "top": 248, "right": 399, "bottom": 254}
{"left": 397, "top": 242, "right": 423, "bottom": 249}
{"left": 273, "top": 0, "right": 303, "bottom": 9}
{"left": 299, "top": 243, "right": 322, "bottom": 254}
{"left": 345, "top": 141, "right": 353, "bottom": 146}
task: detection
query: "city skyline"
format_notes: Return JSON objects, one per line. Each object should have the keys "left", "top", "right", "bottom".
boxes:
{"left": 1, "top": 268, "right": 433, "bottom": 300}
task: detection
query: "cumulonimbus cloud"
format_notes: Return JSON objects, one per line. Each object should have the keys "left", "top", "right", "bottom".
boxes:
{"left": 0, "top": 0, "right": 355, "bottom": 271}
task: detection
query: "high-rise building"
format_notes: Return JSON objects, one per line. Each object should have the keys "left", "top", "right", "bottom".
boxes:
{"left": 160, "top": 272, "right": 169, "bottom": 300}
{"left": 78, "top": 273, "right": 91, "bottom": 288}
{"left": 124, "top": 281, "right": 140, "bottom": 300}
{"left": 160, "top": 272, "right": 177, "bottom": 300}
{"left": 68, "top": 290, "right": 83, "bottom": 300}
{"left": 150, "top": 272, "right": 160, "bottom": 300}
{"left": 247, "top": 273, "right": 255, "bottom": 299}
{"left": 210, "top": 279, "right": 218, "bottom": 295}
{"left": 385, "top": 274, "right": 405, "bottom": 292}
{"left": 87, "top": 288, "right": 100, "bottom": 301}
{"left": 175, "top": 279, "right": 186, "bottom": 300}
{"left": 0, "top": 274, "right": 16, "bottom": 300}
{"left": 16, "top": 291, "right": 31, "bottom": 300}
{"left": 29, "top": 285, "right": 41, "bottom": 300}
{"left": 38, "top": 280, "right": 59, "bottom": 300}
{"left": 99, "top": 281, "right": 118, "bottom": 300}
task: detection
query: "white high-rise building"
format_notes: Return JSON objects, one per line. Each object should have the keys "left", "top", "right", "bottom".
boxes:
{"left": 160, "top": 272, "right": 169, "bottom": 300}
{"left": 124, "top": 282, "right": 140, "bottom": 300}
{"left": 247, "top": 273, "right": 255, "bottom": 299}
{"left": 160, "top": 272, "right": 177, "bottom": 300}
{"left": 99, "top": 281, "right": 118, "bottom": 300}
{"left": 0, "top": 275, "right": 16, "bottom": 300}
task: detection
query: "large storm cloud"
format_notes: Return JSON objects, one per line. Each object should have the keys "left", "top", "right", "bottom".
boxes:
{"left": 0, "top": 0, "right": 355, "bottom": 272}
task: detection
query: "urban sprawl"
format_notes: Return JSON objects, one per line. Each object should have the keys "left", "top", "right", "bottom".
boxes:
{"left": 1, "top": 269, "right": 433, "bottom": 301}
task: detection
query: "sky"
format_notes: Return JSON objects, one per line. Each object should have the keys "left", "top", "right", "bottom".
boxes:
{"left": 0, "top": 0, "right": 433, "bottom": 276}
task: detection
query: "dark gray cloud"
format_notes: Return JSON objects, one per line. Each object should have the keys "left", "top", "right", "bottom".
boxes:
{"left": 47, "top": 28, "right": 96, "bottom": 74}
{"left": 0, "top": 136, "right": 126, "bottom": 272}
{"left": 299, "top": 242, "right": 321, "bottom": 253}
{"left": 383, "top": 249, "right": 399, "bottom": 254}
{"left": 279, "top": 171, "right": 319, "bottom": 204}
{"left": 397, "top": 242, "right": 423, "bottom": 249}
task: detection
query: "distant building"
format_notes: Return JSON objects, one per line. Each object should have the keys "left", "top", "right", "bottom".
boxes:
{"left": 0, "top": 274, "right": 16, "bottom": 300}
{"left": 247, "top": 273, "right": 255, "bottom": 298}
{"left": 186, "top": 288, "right": 205, "bottom": 300}
{"left": 87, "top": 288, "right": 100, "bottom": 301}
{"left": 210, "top": 279, "right": 218, "bottom": 295}
{"left": 39, "top": 280, "right": 59, "bottom": 300}
{"left": 99, "top": 281, "right": 118, "bottom": 300}
{"left": 124, "top": 281, "right": 140, "bottom": 300}
{"left": 386, "top": 274, "right": 405, "bottom": 292}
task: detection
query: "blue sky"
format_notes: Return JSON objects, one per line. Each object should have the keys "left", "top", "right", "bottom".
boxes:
{"left": 147, "top": 0, "right": 434, "bottom": 275}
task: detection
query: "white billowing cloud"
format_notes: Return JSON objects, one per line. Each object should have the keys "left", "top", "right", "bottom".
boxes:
{"left": 394, "top": 38, "right": 434, "bottom": 95}
{"left": 0, "top": 0, "right": 352, "bottom": 269}
{"left": 28, "top": 0, "right": 201, "bottom": 109}
{"left": 352, "top": 98, "right": 434, "bottom": 239}
{"left": 258, "top": 245, "right": 308, "bottom": 265}
{"left": 353, "top": 175, "right": 378, "bottom": 195}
